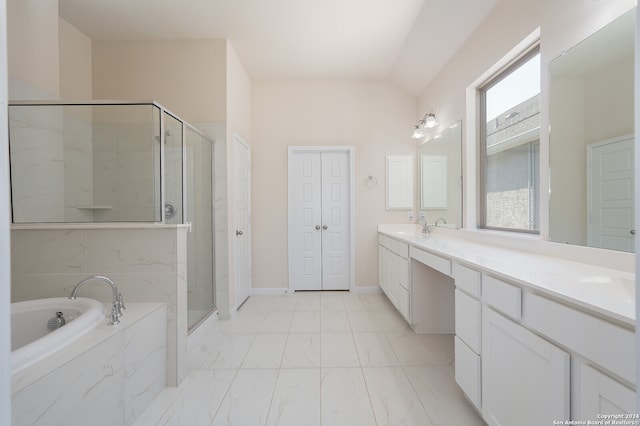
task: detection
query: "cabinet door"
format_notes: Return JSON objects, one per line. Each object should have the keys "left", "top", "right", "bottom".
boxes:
{"left": 395, "top": 257, "right": 410, "bottom": 320}
{"left": 455, "top": 289, "right": 481, "bottom": 353}
{"left": 579, "top": 363, "right": 636, "bottom": 421}
{"left": 378, "top": 245, "right": 388, "bottom": 294}
{"left": 482, "top": 307, "right": 570, "bottom": 426}
{"left": 455, "top": 336, "right": 481, "bottom": 409}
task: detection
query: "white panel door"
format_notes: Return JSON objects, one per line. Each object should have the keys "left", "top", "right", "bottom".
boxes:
{"left": 320, "top": 152, "right": 350, "bottom": 290}
{"left": 291, "top": 150, "right": 350, "bottom": 291}
{"left": 588, "top": 136, "right": 634, "bottom": 251}
{"left": 234, "top": 137, "right": 251, "bottom": 308}
{"left": 291, "top": 152, "right": 323, "bottom": 291}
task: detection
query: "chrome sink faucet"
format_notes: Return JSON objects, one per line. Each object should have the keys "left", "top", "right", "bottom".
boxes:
{"left": 69, "top": 275, "right": 125, "bottom": 325}
{"left": 435, "top": 217, "right": 447, "bottom": 227}
{"left": 415, "top": 218, "right": 430, "bottom": 235}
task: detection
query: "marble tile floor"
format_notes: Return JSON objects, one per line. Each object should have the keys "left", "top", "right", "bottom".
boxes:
{"left": 134, "top": 292, "right": 486, "bottom": 426}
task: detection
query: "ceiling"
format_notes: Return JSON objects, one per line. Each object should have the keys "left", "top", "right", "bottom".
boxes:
{"left": 58, "top": 0, "right": 498, "bottom": 95}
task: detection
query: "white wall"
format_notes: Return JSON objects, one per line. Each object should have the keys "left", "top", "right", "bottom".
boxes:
{"left": 7, "top": 0, "right": 59, "bottom": 98}
{"left": 92, "top": 39, "right": 227, "bottom": 122}
{"left": 251, "top": 79, "right": 416, "bottom": 290}
{"left": 58, "top": 18, "right": 92, "bottom": 100}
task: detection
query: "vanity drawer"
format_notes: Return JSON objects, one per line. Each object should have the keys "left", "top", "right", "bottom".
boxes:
{"left": 455, "top": 336, "right": 481, "bottom": 409}
{"left": 525, "top": 293, "right": 635, "bottom": 382}
{"left": 410, "top": 246, "right": 451, "bottom": 276}
{"left": 483, "top": 275, "right": 521, "bottom": 320}
{"left": 452, "top": 263, "right": 481, "bottom": 297}
{"left": 455, "top": 289, "right": 481, "bottom": 353}
{"left": 379, "top": 234, "right": 409, "bottom": 259}
{"left": 378, "top": 234, "right": 393, "bottom": 250}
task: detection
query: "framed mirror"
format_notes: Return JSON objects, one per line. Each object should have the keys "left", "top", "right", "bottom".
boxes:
{"left": 386, "top": 155, "right": 414, "bottom": 210}
{"left": 418, "top": 120, "right": 462, "bottom": 227}
{"left": 549, "top": 8, "right": 635, "bottom": 252}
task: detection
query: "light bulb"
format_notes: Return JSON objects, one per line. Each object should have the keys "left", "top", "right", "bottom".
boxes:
{"left": 425, "top": 114, "right": 437, "bottom": 128}
{"left": 411, "top": 126, "right": 424, "bottom": 139}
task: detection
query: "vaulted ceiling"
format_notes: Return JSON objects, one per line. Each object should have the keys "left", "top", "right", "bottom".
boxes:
{"left": 59, "top": 0, "right": 498, "bottom": 95}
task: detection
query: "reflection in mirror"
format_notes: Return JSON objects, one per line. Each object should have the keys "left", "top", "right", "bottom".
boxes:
{"left": 549, "top": 8, "right": 635, "bottom": 252}
{"left": 418, "top": 120, "right": 462, "bottom": 228}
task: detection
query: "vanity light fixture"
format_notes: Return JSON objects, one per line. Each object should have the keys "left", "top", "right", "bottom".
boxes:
{"left": 411, "top": 125, "right": 425, "bottom": 139}
{"left": 423, "top": 113, "right": 438, "bottom": 128}
{"left": 412, "top": 112, "right": 438, "bottom": 138}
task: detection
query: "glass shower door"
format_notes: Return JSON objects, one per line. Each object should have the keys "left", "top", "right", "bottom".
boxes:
{"left": 185, "top": 127, "right": 215, "bottom": 329}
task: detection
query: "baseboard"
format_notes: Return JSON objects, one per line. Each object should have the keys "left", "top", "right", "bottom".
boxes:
{"left": 250, "top": 287, "right": 382, "bottom": 295}
{"left": 250, "top": 288, "right": 292, "bottom": 296}
{"left": 350, "top": 286, "right": 383, "bottom": 295}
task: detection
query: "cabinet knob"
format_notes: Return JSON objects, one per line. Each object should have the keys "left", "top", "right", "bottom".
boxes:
{"left": 236, "top": 230, "right": 243, "bottom": 236}
{"left": 315, "top": 225, "right": 321, "bottom": 230}
{"left": 631, "top": 230, "right": 636, "bottom": 235}
{"left": 322, "top": 225, "right": 328, "bottom": 230}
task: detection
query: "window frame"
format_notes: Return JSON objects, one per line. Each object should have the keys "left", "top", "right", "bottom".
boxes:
{"left": 478, "top": 43, "right": 541, "bottom": 234}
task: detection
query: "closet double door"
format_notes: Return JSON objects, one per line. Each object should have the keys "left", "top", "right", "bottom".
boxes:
{"left": 290, "top": 149, "right": 351, "bottom": 291}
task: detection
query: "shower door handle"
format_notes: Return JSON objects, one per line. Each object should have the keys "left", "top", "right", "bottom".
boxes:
{"left": 236, "top": 230, "right": 244, "bottom": 236}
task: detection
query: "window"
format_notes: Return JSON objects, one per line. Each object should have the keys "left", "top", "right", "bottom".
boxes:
{"left": 479, "top": 46, "right": 540, "bottom": 233}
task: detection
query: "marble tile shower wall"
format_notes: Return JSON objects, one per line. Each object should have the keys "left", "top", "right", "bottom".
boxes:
{"left": 92, "top": 121, "right": 157, "bottom": 222}
{"left": 9, "top": 107, "right": 157, "bottom": 223}
{"left": 11, "top": 226, "right": 189, "bottom": 386}
{"left": 9, "top": 106, "right": 94, "bottom": 222}
{"left": 62, "top": 107, "right": 94, "bottom": 222}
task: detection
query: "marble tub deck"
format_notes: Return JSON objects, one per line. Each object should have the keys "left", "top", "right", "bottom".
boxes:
{"left": 134, "top": 292, "right": 485, "bottom": 426}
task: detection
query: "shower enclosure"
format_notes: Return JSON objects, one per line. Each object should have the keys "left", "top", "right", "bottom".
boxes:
{"left": 8, "top": 101, "right": 216, "bottom": 330}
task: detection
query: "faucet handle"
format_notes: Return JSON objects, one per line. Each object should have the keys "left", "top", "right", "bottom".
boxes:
{"left": 118, "top": 293, "right": 126, "bottom": 311}
{"left": 109, "top": 307, "right": 120, "bottom": 325}
{"left": 113, "top": 299, "right": 124, "bottom": 318}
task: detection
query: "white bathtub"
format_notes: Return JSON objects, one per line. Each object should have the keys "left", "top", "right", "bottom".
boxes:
{"left": 11, "top": 297, "right": 106, "bottom": 373}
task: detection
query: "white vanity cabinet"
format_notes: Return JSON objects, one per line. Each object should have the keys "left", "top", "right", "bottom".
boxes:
{"left": 378, "top": 235, "right": 410, "bottom": 321}
{"left": 579, "top": 363, "right": 636, "bottom": 420}
{"left": 377, "top": 228, "right": 636, "bottom": 425}
{"left": 524, "top": 292, "right": 636, "bottom": 421}
{"left": 482, "top": 306, "right": 570, "bottom": 426}
{"left": 452, "top": 263, "right": 482, "bottom": 409}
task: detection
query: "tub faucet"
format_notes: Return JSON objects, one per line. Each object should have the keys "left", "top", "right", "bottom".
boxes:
{"left": 69, "top": 275, "right": 124, "bottom": 325}
{"left": 435, "top": 217, "right": 447, "bottom": 227}
{"left": 415, "top": 218, "right": 430, "bottom": 235}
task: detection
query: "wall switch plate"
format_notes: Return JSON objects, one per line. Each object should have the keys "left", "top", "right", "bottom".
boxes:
{"left": 408, "top": 211, "right": 414, "bottom": 220}
{"left": 419, "top": 211, "right": 426, "bottom": 219}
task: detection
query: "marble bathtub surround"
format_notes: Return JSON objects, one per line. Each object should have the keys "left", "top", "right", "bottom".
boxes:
{"left": 134, "top": 292, "right": 485, "bottom": 426}
{"left": 12, "top": 303, "right": 167, "bottom": 426}
{"left": 10, "top": 224, "right": 189, "bottom": 386}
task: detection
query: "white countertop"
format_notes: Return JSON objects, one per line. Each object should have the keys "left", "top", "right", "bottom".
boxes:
{"left": 378, "top": 225, "right": 635, "bottom": 327}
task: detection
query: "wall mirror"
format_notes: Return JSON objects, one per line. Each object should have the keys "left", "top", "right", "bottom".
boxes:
{"left": 549, "top": 8, "right": 635, "bottom": 252}
{"left": 418, "top": 120, "right": 462, "bottom": 228}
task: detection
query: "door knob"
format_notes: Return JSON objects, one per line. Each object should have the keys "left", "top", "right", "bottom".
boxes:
{"left": 315, "top": 225, "right": 321, "bottom": 230}
{"left": 236, "top": 230, "right": 243, "bottom": 236}
{"left": 322, "top": 225, "right": 328, "bottom": 230}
